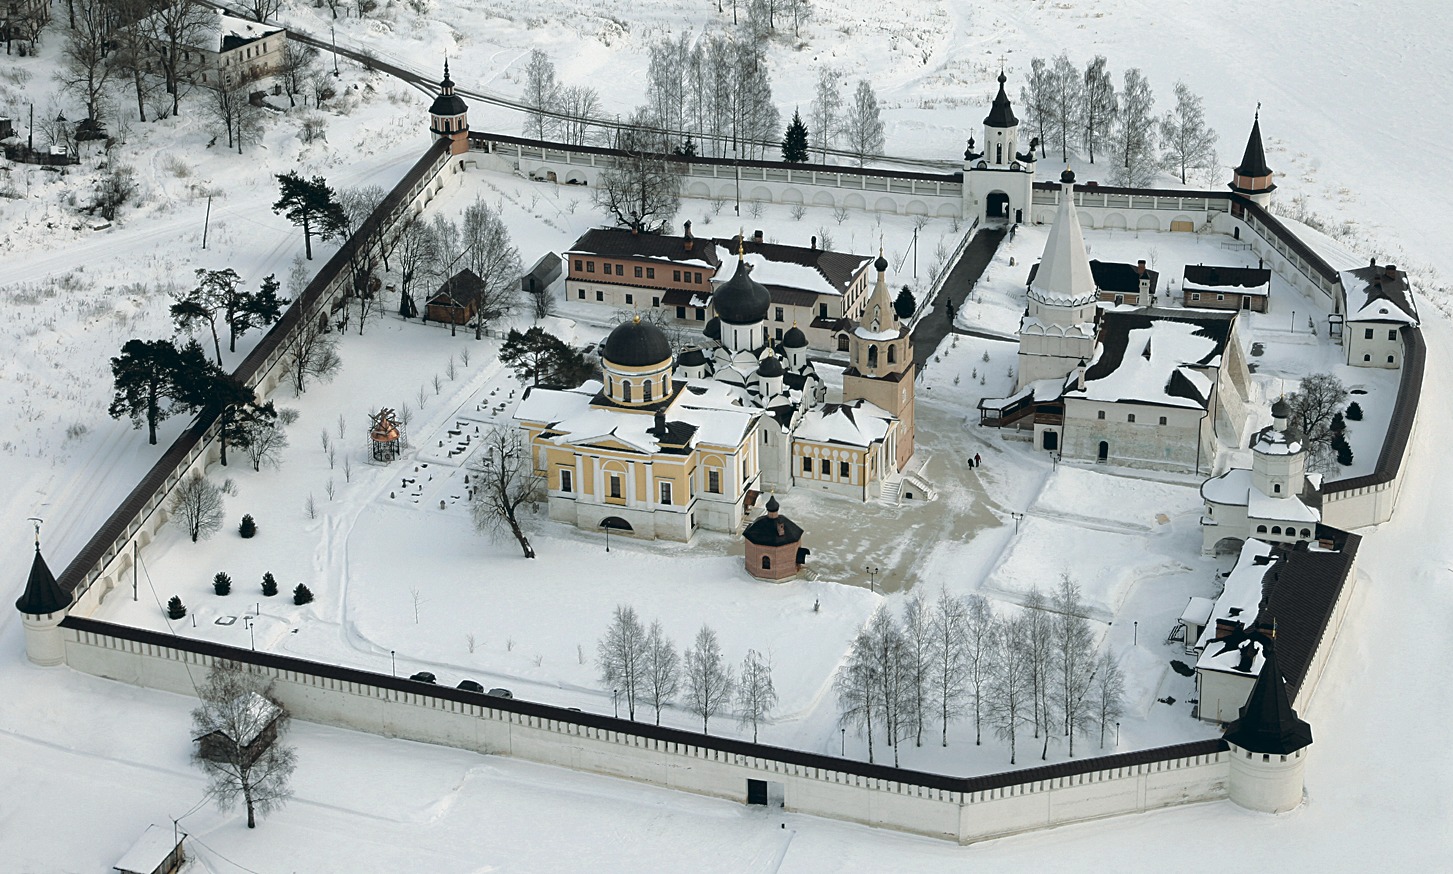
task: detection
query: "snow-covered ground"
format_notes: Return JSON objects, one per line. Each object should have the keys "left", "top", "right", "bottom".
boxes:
{"left": 3, "top": 0, "right": 1453, "bottom": 868}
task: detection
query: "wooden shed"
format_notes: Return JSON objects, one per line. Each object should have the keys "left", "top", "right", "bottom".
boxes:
{"left": 424, "top": 268, "right": 487, "bottom": 325}
{"left": 521, "top": 252, "right": 563, "bottom": 296}
{"left": 113, "top": 824, "right": 186, "bottom": 874}
{"left": 193, "top": 691, "right": 282, "bottom": 768}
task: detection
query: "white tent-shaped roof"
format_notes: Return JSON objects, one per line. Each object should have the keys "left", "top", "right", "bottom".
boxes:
{"left": 1029, "top": 172, "right": 1098, "bottom": 308}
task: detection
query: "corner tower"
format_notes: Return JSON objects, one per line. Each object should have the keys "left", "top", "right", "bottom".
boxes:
{"left": 842, "top": 251, "right": 915, "bottom": 469}
{"left": 1223, "top": 635, "right": 1313, "bottom": 813}
{"left": 964, "top": 71, "right": 1037, "bottom": 225}
{"left": 429, "top": 60, "right": 470, "bottom": 155}
{"left": 15, "top": 525, "right": 70, "bottom": 667}
{"left": 1229, "top": 107, "right": 1275, "bottom": 208}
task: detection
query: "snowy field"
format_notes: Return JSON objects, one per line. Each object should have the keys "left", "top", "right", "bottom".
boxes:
{"left": 2, "top": 0, "right": 1453, "bottom": 868}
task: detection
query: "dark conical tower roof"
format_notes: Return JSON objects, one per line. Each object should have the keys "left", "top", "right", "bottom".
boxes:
{"left": 15, "top": 546, "right": 69, "bottom": 616}
{"left": 1234, "top": 111, "right": 1272, "bottom": 178}
{"left": 1223, "top": 635, "right": 1312, "bottom": 755}
{"left": 984, "top": 71, "right": 1018, "bottom": 128}
{"left": 429, "top": 59, "right": 468, "bottom": 118}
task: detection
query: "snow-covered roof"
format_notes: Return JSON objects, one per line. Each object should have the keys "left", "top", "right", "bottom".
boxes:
{"left": 711, "top": 243, "right": 871, "bottom": 298}
{"left": 565, "top": 228, "right": 721, "bottom": 268}
{"left": 1183, "top": 265, "right": 1271, "bottom": 296}
{"left": 113, "top": 824, "right": 184, "bottom": 874}
{"left": 204, "top": 11, "right": 283, "bottom": 53}
{"left": 192, "top": 691, "right": 280, "bottom": 747}
{"left": 1195, "top": 540, "right": 1277, "bottom": 676}
{"left": 1201, "top": 467, "right": 1252, "bottom": 507}
{"left": 515, "top": 381, "right": 755, "bottom": 454}
{"left": 1180, "top": 596, "right": 1216, "bottom": 627}
{"left": 853, "top": 326, "right": 902, "bottom": 341}
{"left": 1253, "top": 425, "right": 1301, "bottom": 455}
{"left": 1067, "top": 310, "right": 1234, "bottom": 409}
{"left": 1028, "top": 183, "right": 1098, "bottom": 307}
{"left": 1248, "top": 489, "right": 1320, "bottom": 524}
{"left": 794, "top": 400, "right": 894, "bottom": 449}
{"left": 1339, "top": 263, "right": 1418, "bottom": 325}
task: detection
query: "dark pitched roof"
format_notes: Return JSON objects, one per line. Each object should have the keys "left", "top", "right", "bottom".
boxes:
{"left": 984, "top": 71, "right": 1018, "bottom": 128}
{"left": 1234, "top": 114, "right": 1272, "bottom": 178}
{"left": 1183, "top": 265, "right": 1271, "bottom": 290}
{"left": 16, "top": 547, "right": 69, "bottom": 615}
{"left": 1257, "top": 535, "right": 1360, "bottom": 699}
{"left": 1080, "top": 309, "right": 1236, "bottom": 406}
{"left": 742, "top": 506, "right": 804, "bottom": 547}
{"left": 436, "top": 268, "right": 488, "bottom": 302}
{"left": 1222, "top": 637, "right": 1313, "bottom": 755}
{"left": 1026, "top": 259, "right": 1161, "bottom": 295}
{"left": 566, "top": 228, "right": 722, "bottom": 267}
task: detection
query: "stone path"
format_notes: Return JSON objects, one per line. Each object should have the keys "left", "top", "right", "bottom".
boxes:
{"left": 911, "top": 226, "right": 1007, "bottom": 369}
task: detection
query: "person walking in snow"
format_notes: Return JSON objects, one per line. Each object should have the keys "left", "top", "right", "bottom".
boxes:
{"left": 974, "top": 452, "right": 982, "bottom": 468}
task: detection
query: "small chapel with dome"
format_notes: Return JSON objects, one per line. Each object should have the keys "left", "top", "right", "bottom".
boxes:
{"left": 514, "top": 244, "right": 916, "bottom": 541}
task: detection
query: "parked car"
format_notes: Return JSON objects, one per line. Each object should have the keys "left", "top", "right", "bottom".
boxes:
{"left": 409, "top": 671, "right": 436, "bottom": 684}
{"left": 457, "top": 680, "right": 485, "bottom": 693}
{"left": 486, "top": 687, "right": 513, "bottom": 699}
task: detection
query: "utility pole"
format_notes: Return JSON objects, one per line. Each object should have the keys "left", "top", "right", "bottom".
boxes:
{"left": 201, "top": 196, "right": 212, "bottom": 249}
{"left": 132, "top": 540, "right": 138, "bottom": 601}
{"left": 912, "top": 225, "right": 919, "bottom": 280}
{"left": 331, "top": 25, "right": 340, "bottom": 77}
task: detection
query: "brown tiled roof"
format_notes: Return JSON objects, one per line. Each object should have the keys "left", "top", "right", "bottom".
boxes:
{"left": 60, "top": 615, "right": 1229, "bottom": 794}
{"left": 566, "top": 227, "right": 723, "bottom": 267}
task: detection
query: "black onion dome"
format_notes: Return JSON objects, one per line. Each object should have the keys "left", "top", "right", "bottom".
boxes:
{"left": 713, "top": 262, "right": 771, "bottom": 325}
{"left": 677, "top": 347, "right": 709, "bottom": 367}
{"left": 1060, "top": 167, "right": 1076, "bottom": 184}
{"left": 15, "top": 547, "right": 68, "bottom": 615}
{"left": 430, "top": 61, "right": 468, "bottom": 117}
{"left": 757, "top": 356, "right": 784, "bottom": 378}
{"left": 1270, "top": 398, "right": 1291, "bottom": 420}
{"left": 874, "top": 252, "right": 889, "bottom": 273}
{"left": 984, "top": 71, "right": 1018, "bottom": 128}
{"left": 743, "top": 505, "right": 803, "bottom": 547}
{"left": 782, "top": 325, "right": 808, "bottom": 348}
{"left": 704, "top": 316, "right": 721, "bottom": 341}
{"left": 602, "top": 317, "right": 672, "bottom": 368}
{"left": 765, "top": 495, "right": 780, "bottom": 513}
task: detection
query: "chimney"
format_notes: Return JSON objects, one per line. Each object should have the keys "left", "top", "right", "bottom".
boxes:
{"left": 1236, "top": 640, "right": 1260, "bottom": 672}
{"left": 1385, "top": 264, "right": 1398, "bottom": 279}
{"left": 653, "top": 409, "right": 666, "bottom": 437}
{"left": 683, "top": 220, "right": 693, "bottom": 251}
{"left": 811, "top": 235, "right": 817, "bottom": 250}
{"left": 753, "top": 229, "right": 764, "bottom": 244}
{"left": 1135, "top": 259, "right": 1146, "bottom": 275}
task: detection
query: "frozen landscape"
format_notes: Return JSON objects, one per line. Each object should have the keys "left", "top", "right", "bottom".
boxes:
{"left": 2, "top": 0, "right": 1452, "bottom": 870}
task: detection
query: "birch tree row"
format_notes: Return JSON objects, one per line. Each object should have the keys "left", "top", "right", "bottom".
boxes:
{"left": 597, "top": 605, "right": 777, "bottom": 738}
{"left": 834, "top": 578, "right": 1125, "bottom": 767}
{"left": 1020, "top": 55, "right": 1219, "bottom": 187}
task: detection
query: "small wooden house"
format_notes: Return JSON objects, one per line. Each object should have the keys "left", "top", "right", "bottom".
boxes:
{"left": 521, "top": 252, "right": 563, "bottom": 296}
{"left": 1183, "top": 264, "right": 1271, "bottom": 313}
{"left": 113, "top": 824, "right": 186, "bottom": 874}
{"left": 194, "top": 691, "right": 282, "bottom": 768}
{"left": 424, "top": 268, "right": 488, "bottom": 325}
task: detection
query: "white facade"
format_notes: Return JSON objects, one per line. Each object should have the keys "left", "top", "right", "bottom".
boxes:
{"left": 1226, "top": 742, "right": 1308, "bottom": 813}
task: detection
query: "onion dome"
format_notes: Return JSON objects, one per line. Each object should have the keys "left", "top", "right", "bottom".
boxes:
{"left": 984, "top": 71, "right": 1018, "bottom": 128}
{"left": 602, "top": 315, "right": 672, "bottom": 368}
{"left": 1270, "top": 398, "right": 1291, "bottom": 421}
{"left": 15, "top": 545, "right": 68, "bottom": 616}
{"left": 1060, "top": 167, "right": 1076, "bottom": 185}
{"left": 677, "top": 347, "right": 709, "bottom": 368}
{"left": 429, "top": 60, "right": 468, "bottom": 117}
{"left": 874, "top": 248, "right": 889, "bottom": 273}
{"left": 743, "top": 498, "right": 804, "bottom": 547}
{"left": 704, "top": 316, "right": 722, "bottom": 341}
{"left": 757, "top": 356, "right": 784, "bottom": 378}
{"left": 782, "top": 325, "right": 808, "bottom": 348}
{"left": 713, "top": 261, "right": 771, "bottom": 325}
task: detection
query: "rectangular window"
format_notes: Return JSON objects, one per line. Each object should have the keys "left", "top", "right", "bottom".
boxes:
{"left": 839, "top": 461, "right": 850, "bottom": 478}
{"left": 1097, "top": 410, "right": 1106, "bottom": 420}
{"left": 646, "top": 267, "right": 655, "bottom": 279}
{"left": 802, "top": 456, "right": 812, "bottom": 473}
{"left": 707, "top": 469, "right": 721, "bottom": 494}
{"left": 1388, "top": 329, "right": 1397, "bottom": 341}
{"left": 1364, "top": 328, "right": 1374, "bottom": 339}
{"left": 608, "top": 474, "right": 622, "bottom": 499}
{"left": 1216, "top": 294, "right": 1224, "bottom": 301}
{"left": 578, "top": 289, "right": 585, "bottom": 299}
{"left": 775, "top": 307, "right": 784, "bottom": 322}
{"left": 625, "top": 294, "right": 634, "bottom": 305}
{"left": 674, "top": 270, "right": 682, "bottom": 282}
{"left": 676, "top": 306, "right": 687, "bottom": 319}
{"left": 596, "top": 290, "right": 604, "bottom": 302}
{"left": 634, "top": 266, "right": 643, "bottom": 278}
{"left": 586, "top": 261, "right": 594, "bottom": 273}
{"left": 695, "top": 308, "right": 705, "bottom": 321}
{"left": 616, "top": 264, "right": 624, "bottom": 276}
{"left": 1159, "top": 416, "right": 1167, "bottom": 425}
{"left": 695, "top": 272, "right": 703, "bottom": 283}
{"left": 1127, "top": 414, "right": 1136, "bottom": 423}
{"left": 820, "top": 458, "right": 830, "bottom": 474}
{"left": 774, "top": 328, "right": 783, "bottom": 341}
{"left": 652, "top": 297, "right": 660, "bottom": 308}
{"left": 819, "top": 303, "right": 828, "bottom": 318}
{"left": 1191, "top": 292, "right": 1200, "bottom": 301}
{"left": 560, "top": 469, "right": 573, "bottom": 492}
{"left": 659, "top": 482, "right": 672, "bottom": 505}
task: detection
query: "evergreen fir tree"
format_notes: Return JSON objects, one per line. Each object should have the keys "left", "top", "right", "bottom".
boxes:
{"left": 782, "top": 110, "right": 809, "bottom": 162}
{"left": 1330, "top": 411, "right": 1346, "bottom": 435}
{"left": 293, "top": 583, "right": 314, "bottom": 605}
{"left": 239, "top": 514, "right": 257, "bottom": 538}
{"left": 894, "top": 287, "right": 916, "bottom": 321}
{"left": 262, "top": 572, "right": 278, "bottom": 597}
{"left": 214, "top": 572, "right": 232, "bottom": 596}
{"left": 167, "top": 596, "right": 187, "bottom": 620}
{"left": 1346, "top": 401, "right": 1364, "bottom": 421}
{"left": 1336, "top": 441, "right": 1354, "bottom": 466}
{"left": 673, "top": 136, "right": 698, "bottom": 158}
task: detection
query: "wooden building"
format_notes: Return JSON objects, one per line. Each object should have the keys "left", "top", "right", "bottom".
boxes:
{"left": 194, "top": 691, "right": 282, "bottom": 768}
{"left": 424, "top": 269, "right": 487, "bottom": 325}
{"left": 112, "top": 824, "right": 186, "bottom": 874}
{"left": 1183, "top": 264, "right": 1271, "bottom": 313}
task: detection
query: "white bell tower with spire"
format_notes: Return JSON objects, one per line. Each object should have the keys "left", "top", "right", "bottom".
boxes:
{"left": 1016, "top": 168, "right": 1099, "bottom": 389}
{"left": 963, "top": 70, "right": 1038, "bottom": 225}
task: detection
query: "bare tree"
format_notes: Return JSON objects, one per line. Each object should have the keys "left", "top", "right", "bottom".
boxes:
{"left": 929, "top": 587, "right": 969, "bottom": 747}
{"left": 592, "top": 110, "right": 681, "bottom": 233}
{"left": 468, "top": 426, "right": 541, "bottom": 558}
{"left": 642, "top": 620, "right": 680, "bottom": 725}
{"left": 1159, "top": 81, "right": 1218, "bottom": 184}
{"left": 171, "top": 471, "right": 227, "bottom": 542}
{"left": 683, "top": 625, "right": 735, "bottom": 734}
{"left": 289, "top": 317, "right": 342, "bottom": 394}
{"left": 56, "top": 0, "right": 112, "bottom": 124}
{"left": 242, "top": 407, "right": 298, "bottom": 472}
{"left": 1051, "top": 575, "right": 1097, "bottom": 757}
{"left": 644, "top": 32, "right": 691, "bottom": 139}
{"left": 1108, "top": 68, "right": 1158, "bottom": 187}
{"left": 460, "top": 196, "right": 522, "bottom": 338}
{"left": 142, "top": 0, "right": 210, "bottom": 117}
{"left": 243, "top": 0, "right": 282, "bottom": 21}
{"left": 556, "top": 84, "right": 601, "bottom": 146}
{"left": 1047, "top": 53, "right": 1082, "bottom": 164}
{"left": 1021, "top": 587, "right": 1055, "bottom": 751}
{"left": 735, "top": 649, "right": 777, "bottom": 742}
{"left": 521, "top": 49, "right": 558, "bottom": 140}
{"left": 988, "top": 613, "right": 1031, "bottom": 764}
{"left": 1019, "top": 58, "right": 1052, "bottom": 159}
{"left": 901, "top": 592, "right": 934, "bottom": 747}
{"left": 96, "top": 163, "right": 139, "bottom": 221}
{"left": 834, "top": 627, "right": 879, "bottom": 762}
{"left": 597, "top": 604, "right": 647, "bottom": 720}
{"left": 808, "top": 66, "right": 842, "bottom": 159}
{"left": 864, "top": 608, "right": 910, "bottom": 767}
{"left": 843, "top": 79, "right": 885, "bottom": 165}
{"left": 276, "top": 41, "right": 317, "bottom": 108}
{"left": 191, "top": 661, "right": 297, "bottom": 829}
{"left": 964, "top": 593, "right": 996, "bottom": 745}
{"left": 1286, "top": 372, "right": 1349, "bottom": 472}
{"left": 391, "top": 213, "right": 436, "bottom": 318}
{"left": 1094, "top": 650, "right": 1126, "bottom": 749}
{"left": 1081, "top": 55, "right": 1117, "bottom": 165}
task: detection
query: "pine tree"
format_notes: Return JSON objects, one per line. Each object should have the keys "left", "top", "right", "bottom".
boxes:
{"left": 238, "top": 514, "right": 257, "bottom": 538}
{"left": 273, "top": 171, "right": 347, "bottom": 261}
{"left": 781, "top": 110, "right": 809, "bottom": 162}
{"left": 1346, "top": 401, "right": 1364, "bottom": 421}
{"left": 108, "top": 338, "right": 215, "bottom": 445}
{"left": 261, "top": 572, "right": 278, "bottom": 597}
{"left": 213, "top": 572, "right": 232, "bottom": 596}
{"left": 167, "top": 596, "right": 187, "bottom": 620}
{"left": 293, "top": 584, "right": 314, "bottom": 605}
{"left": 894, "top": 287, "right": 916, "bottom": 321}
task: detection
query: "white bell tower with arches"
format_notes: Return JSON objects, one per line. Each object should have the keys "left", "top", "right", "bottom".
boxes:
{"left": 964, "top": 71, "right": 1037, "bottom": 226}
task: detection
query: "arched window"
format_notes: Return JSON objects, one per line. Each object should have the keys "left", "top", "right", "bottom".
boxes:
{"left": 1256, "top": 525, "right": 1268, "bottom": 533}
{"left": 888, "top": 345, "right": 896, "bottom": 364}
{"left": 643, "top": 381, "right": 653, "bottom": 402}
{"left": 868, "top": 345, "right": 879, "bottom": 368}
{"left": 996, "top": 144, "right": 1003, "bottom": 163}
{"left": 761, "top": 555, "right": 772, "bottom": 570}
{"left": 1301, "top": 528, "right": 1311, "bottom": 538}
{"left": 623, "top": 380, "right": 632, "bottom": 402}
{"left": 1273, "top": 483, "right": 1282, "bottom": 494}
{"left": 1271, "top": 526, "right": 1282, "bottom": 535}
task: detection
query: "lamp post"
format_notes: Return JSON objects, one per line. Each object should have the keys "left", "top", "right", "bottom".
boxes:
{"left": 1116, "top": 721, "right": 1120, "bottom": 748}
{"left": 865, "top": 565, "right": 880, "bottom": 593}
{"left": 330, "top": 25, "right": 340, "bottom": 77}
{"left": 1290, "top": 309, "right": 1296, "bottom": 334}
{"left": 390, "top": 650, "right": 396, "bottom": 677}
{"left": 601, "top": 518, "right": 611, "bottom": 553}
{"left": 1133, "top": 621, "right": 1138, "bottom": 646}
{"left": 1010, "top": 511, "right": 1024, "bottom": 533}
{"left": 840, "top": 727, "right": 846, "bottom": 756}
{"left": 244, "top": 616, "right": 255, "bottom": 651}
{"left": 613, "top": 688, "right": 620, "bottom": 719}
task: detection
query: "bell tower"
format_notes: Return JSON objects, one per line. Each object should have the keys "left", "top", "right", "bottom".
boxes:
{"left": 428, "top": 60, "right": 470, "bottom": 155}
{"left": 963, "top": 71, "right": 1038, "bottom": 225}
{"left": 842, "top": 251, "right": 915, "bottom": 470}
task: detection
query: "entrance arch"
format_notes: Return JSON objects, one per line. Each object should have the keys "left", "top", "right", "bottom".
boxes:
{"left": 986, "top": 191, "right": 1010, "bottom": 220}
{"left": 1212, "top": 537, "right": 1245, "bottom": 556}
{"left": 1097, "top": 441, "right": 1109, "bottom": 462}
{"left": 600, "top": 516, "right": 633, "bottom": 531}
